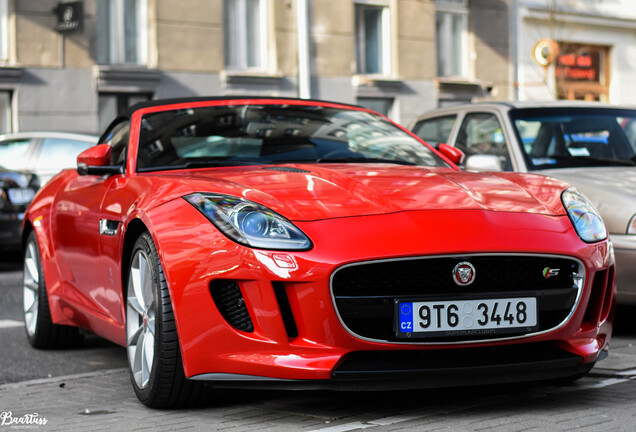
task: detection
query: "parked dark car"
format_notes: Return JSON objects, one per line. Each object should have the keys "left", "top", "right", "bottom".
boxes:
{"left": 0, "top": 167, "right": 39, "bottom": 251}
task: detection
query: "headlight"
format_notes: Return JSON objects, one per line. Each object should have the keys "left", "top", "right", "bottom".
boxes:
{"left": 184, "top": 193, "right": 312, "bottom": 250}
{"left": 561, "top": 187, "right": 607, "bottom": 243}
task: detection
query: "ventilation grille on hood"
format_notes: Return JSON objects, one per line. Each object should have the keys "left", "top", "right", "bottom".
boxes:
{"left": 262, "top": 166, "right": 311, "bottom": 173}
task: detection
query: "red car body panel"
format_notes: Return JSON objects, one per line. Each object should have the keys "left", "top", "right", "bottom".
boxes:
{"left": 23, "top": 98, "right": 615, "bottom": 386}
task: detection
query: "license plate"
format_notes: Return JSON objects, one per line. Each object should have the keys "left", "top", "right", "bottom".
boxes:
{"left": 7, "top": 188, "right": 35, "bottom": 205}
{"left": 396, "top": 297, "right": 537, "bottom": 338}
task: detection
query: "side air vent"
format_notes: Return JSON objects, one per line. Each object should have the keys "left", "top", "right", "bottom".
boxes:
{"left": 210, "top": 280, "right": 254, "bottom": 332}
{"left": 263, "top": 166, "right": 311, "bottom": 173}
{"left": 272, "top": 282, "right": 298, "bottom": 338}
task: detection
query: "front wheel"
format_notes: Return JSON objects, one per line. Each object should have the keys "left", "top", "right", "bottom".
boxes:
{"left": 23, "top": 231, "right": 83, "bottom": 349}
{"left": 125, "top": 232, "right": 205, "bottom": 408}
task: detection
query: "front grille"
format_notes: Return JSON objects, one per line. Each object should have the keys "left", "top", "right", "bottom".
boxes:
{"left": 331, "top": 254, "right": 582, "bottom": 343}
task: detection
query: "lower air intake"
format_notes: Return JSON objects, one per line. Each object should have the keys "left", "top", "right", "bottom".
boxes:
{"left": 210, "top": 280, "right": 254, "bottom": 333}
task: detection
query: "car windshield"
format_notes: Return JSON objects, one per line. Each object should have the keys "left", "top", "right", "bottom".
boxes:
{"left": 136, "top": 104, "right": 447, "bottom": 172}
{"left": 509, "top": 107, "right": 636, "bottom": 170}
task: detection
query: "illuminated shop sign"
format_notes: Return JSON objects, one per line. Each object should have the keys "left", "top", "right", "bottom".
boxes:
{"left": 555, "top": 43, "right": 602, "bottom": 83}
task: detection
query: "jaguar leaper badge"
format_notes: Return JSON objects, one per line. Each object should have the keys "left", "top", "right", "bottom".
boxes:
{"left": 453, "top": 261, "right": 476, "bottom": 286}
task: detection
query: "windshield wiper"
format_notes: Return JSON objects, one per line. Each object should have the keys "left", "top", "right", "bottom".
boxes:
{"left": 183, "top": 159, "right": 264, "bottom": 168}
{"left": 137, "top": 159, "right": 264, "bottom": 172}
{"left": 313, "top": 157, "right": 417, "bottom": 165}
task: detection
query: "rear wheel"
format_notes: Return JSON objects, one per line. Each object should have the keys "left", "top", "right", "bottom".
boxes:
{"left": 126, "top": 232, "right": 204, "bottom": 408}
{"left": 23, "top": 231, "right": 83, "bottom": 348}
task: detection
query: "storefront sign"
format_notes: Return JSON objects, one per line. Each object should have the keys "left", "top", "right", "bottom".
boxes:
{"left": 55, "top": 1, "right": 83, "bottom": 34}
{"left": 555, "top": 43, "right": 601, "bottom": 82}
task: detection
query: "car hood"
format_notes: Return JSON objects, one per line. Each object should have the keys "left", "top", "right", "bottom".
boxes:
{"left": 149, "top": 164, "right": 569, "bottom": 221}
{"left": 538, "top": 166, "right": 636, "bottom": 233}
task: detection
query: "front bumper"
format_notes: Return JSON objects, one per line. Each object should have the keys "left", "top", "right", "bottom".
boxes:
{"left": 147, "top": 202, "right": 615, "bottom": 385}
{"left": 194, "top": 344, "right": 604, "bottom": 390}
{"left": 610, "top": 234, "right": 636, "bottom": 304}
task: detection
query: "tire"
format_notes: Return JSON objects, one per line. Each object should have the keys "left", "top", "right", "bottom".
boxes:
{"left": 126, "top": 232, "right": 205, "bottom": 408}
{"left": 23, "top": 231, "right": 83, "bottom": 349}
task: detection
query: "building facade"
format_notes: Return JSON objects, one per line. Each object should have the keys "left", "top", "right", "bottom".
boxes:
{"left": 1, "top": 0, "right": 513, "bottom": 135}
{"left": 515, "top": 0, "right": 636, "bottom": 103}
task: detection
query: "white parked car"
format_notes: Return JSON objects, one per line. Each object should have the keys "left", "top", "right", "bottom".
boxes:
{"left": 410, "top": 101, "right": 636, "bottom": 304}
{"left": 0, "top": 132, "right": 97, "bottom": 185}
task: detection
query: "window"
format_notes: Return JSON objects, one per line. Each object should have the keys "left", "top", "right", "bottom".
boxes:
{"left": 0, "top": 91, "right": 12, "bottom": 133}
{"left": 135, "top": 105, "right": 447, "bottom": 171}
{"left": 435, "top": 0, "right": 468, "bottom": 78}
{"left": 97, "top": 0, "right": 148, "bottom": 65}
{"left": 0, "top": 139, "right": 30, "bottom": 170}
{"left": 412, "top": 115, "right": 457, "bottom": 147}
{"left": 34, "top": 138, "right": 93, "bottom": 175}
{"left": 224, "top": 0, "right": 267, "bottom": 70}
{"left": 456, "top": 113, "right": 511, "bottom": 170}
{"left": 104, "top": 121, "right": 131, "bottom": 167}
{"left": 356, "top": 97, "right": 393, "bottom": 118}
{"left": 555, "top": 43, "right": 610, "bottom": 102}
{"left": 510, "top": 109, "right": 636, "bottom": 170}
{"left": 355, "top": 2, "right": 390, "bottom": 75}
{"left": 99, "top": 93, "right": 151, "bottom": 133}
{"left": 0, "top": 0, "right": 8, "bottom": 61}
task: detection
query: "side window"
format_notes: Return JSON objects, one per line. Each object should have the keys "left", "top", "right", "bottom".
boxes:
{"left": 412, "top": 115, "right": 457, "bottom": 147}
{"left": 456, "top": 113, "right": 512, "bottom": 170}
{"left": 0, "top": 139, "right": 31, "bottom": 169}
{"left": 105, "top": 121, "right": 130, "bottom": 167}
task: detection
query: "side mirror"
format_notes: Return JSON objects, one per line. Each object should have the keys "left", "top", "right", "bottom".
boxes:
{"left": 465, "top": 154, "right": 503, "bottom": 172}
{"left": 77, "top": 144, "right": 123, "bottom": 176}
{"left": 437, "top": 143, "right": 464, "bottom": 165}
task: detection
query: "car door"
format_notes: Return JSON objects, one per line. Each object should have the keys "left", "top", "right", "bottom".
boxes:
{"left": 52, "top": 122, "right": 130, "bottom": 324}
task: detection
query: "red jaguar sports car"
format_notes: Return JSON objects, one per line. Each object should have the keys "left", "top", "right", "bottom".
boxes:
{"left": 22, "top": 97, "right": 615, "bottom": 408}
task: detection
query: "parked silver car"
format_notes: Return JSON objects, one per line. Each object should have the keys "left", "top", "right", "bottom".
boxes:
{"left": 0, "top": 132, "right": 97, "bottom": 185}
{"left": 410, "top": 101, "right": 636, "bottom": 304}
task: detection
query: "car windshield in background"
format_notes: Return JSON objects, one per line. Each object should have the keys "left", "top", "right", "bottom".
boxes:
{"left": 509, "top": 108, "right": 636, "bottom": 170}
{"left": 136, "top": 105, "right": 447, "bottom": 172}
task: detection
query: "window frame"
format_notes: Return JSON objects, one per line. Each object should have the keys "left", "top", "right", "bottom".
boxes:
{"left": 356, "top": 97, "right": 394, "bottom": 119}
{"left": 223, "top": 0, "right": 269, "bottom": 72}
{"left": 0, "top": 90, "right": 12, "bottom": 133}
{"left": 98, "top": 0, "right": 148, "bottom": 65}
{"left": 435, "top": 0, "right": 469, "bottom": 78}
{"left": 0, "top": 0, "right": 8, "bottom": 62}
{"left": 98, "top": 93, "right": 151, "bottom": 135}
{"left": 354, "top": 0, "right": 392, "bottom": 76}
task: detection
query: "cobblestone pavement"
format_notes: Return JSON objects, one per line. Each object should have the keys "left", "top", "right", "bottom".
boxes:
{"left": 2, "top": 336, "right": 636, "bottom": 432}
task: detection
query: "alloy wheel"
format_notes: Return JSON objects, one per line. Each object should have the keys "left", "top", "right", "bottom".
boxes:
{"left": 126, "top": 249, "right": 156, "bottom": 389}
{"left": 23, "top": 239, "right": 40, "bottom": 337}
